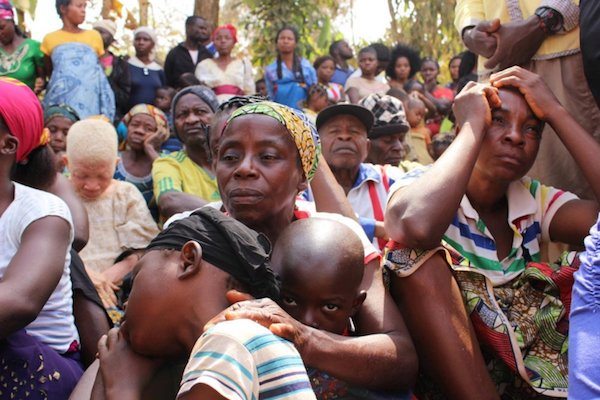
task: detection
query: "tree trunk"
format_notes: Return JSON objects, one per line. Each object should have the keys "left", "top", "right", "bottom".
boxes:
{"left": 194, "top": 0, "right": 219, "bottom": 28}
{"left": 139, "top": 0, "right": 149, "bottom": 26}
{"left": 386, "top": 0, "right": 401, "bottom": 42}
{"left": 101, "top": 0, "right": 112, "bottom": 18}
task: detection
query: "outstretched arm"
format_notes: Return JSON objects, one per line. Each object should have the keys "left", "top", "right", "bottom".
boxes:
{"left": 385, "top": 83, "right": 501, "bottom": 248}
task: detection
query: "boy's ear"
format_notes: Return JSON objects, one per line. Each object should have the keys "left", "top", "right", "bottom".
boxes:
{"left": 178, "top": 241, "right": 203, "bottom": 280}
{"left": 350, "top": 290, "right": 367, "bottom": 317}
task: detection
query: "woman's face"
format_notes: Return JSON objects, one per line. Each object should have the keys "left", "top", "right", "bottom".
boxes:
{"left": 214, "top": 29, "right": 235, "bottom": 55}
{"left": 450, "top": 58, "right": 461, "bottom": 81}
{"left": 358, "top": 51, "right": 378, "bottom": 76}
{"left": 317, "top": 59, "right": 335, "bottom": 83}
{"left": 127, "top": 113, "right": 158, "bottom": 150}
{"left": 421, "top": 60, "right": 439, "bottom": 84}
{"left": 394, "top": 56, "right": 411, "bottom": 81}
{"left": 474, "top": 89, "right": 542, "bottom": 183}
{"left": 276, "top": 29, "right": 297, "bottom": 54}
{"left": 61, "top": 0, "right": 86, "bottom": 26}
{"left": 134, "top": 32, "right": 154, "bottom": 57}
{"left": 46, "top": 116, "right": 74, "bottom": 154}
{"left": 174, "top": 93, "right": 214, "bottom": 147}
{"left": 0, "top": 19, "right": 16, "bottom": 46}
{"left": 216, "top": 114, "right": 306, "bottom": 228}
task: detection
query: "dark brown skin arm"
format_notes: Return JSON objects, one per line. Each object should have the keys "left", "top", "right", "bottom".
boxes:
{"left": 226, "top": 258, "right": 418, "bottom": 390}
{"left": 48, "top": 173, "right": 89, "bottom": 251}
{"left": 346, "top": 87, "right": 360, "bottom": 104}
{"left": 386, "top": 83, "right": 501, "bottom": 248}
{"left": 157, "top": 192, "right": 208, "bottom": 220}
{"left": 295, "top": 258, "right": 416, "bottom": 390}
{"left": 483, "top": 16, "right": 548, "bottom": 70}
{"left": 43, "top": 55, "right": 52, "bottom": 81}
{"left": 490, "top": 67, "right": 600, "bottom": 243}
{"left": 0, "top": 216, "right": 70, "bottom": 338}
{"left": 389, "top": 253, "right": 500, "bottom": 400}
{"left": 310, "top": 154, "right": 357, "bottom": 220}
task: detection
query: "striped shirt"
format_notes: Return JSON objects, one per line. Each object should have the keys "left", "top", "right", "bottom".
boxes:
{"left": 152, "top": 150, "right": 220, "bottom": 204}
{"left": 178, "top": 319, "right": 316, "bottom": 400}
{"left": 388, "top": 167, "right": 578, "bottom": 286}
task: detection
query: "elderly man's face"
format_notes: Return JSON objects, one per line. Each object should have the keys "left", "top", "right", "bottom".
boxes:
{"left": 368, "top": 133, "right": 406, "bottom": 166}
{"left": 319, "top": 114, "right": 369, "bottom": 171}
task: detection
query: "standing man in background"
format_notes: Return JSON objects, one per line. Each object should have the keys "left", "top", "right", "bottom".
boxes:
{"left": 164, "top": 16, "right": 213, "bottom": 88}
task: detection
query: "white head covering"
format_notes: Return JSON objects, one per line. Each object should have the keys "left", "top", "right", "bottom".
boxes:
{"left": 133, "top": 26, "right": 158, "bottom": 61}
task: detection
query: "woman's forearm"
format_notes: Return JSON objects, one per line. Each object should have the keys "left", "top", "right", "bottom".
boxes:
{"left": 385, "top": 120, "right": 485, "bottom": 248}
{"left": 301, "top": 328, "right": 414, "bottom": 390}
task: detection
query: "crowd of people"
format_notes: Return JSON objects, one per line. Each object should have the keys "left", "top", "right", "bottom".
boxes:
{"left": 1, "top": 0, "right": 600, "bottom": 399}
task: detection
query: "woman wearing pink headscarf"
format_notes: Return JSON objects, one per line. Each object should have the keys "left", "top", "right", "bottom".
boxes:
{"left": 0, "top": 77, "right": 83, "bottom": 399}
{"left": 194, "top": 24, "right": 255, "bottom": 103}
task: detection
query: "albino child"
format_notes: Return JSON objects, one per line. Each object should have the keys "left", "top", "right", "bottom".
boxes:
{"left": 65, "top": 119, "right": 159, "bottom": 314}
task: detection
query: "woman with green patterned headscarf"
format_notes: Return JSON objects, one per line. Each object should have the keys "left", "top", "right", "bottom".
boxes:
{"left": 212, "top": 101, "right": 417, "bottom": 397}
{"left": 216, "top": 101, "right": 320, "bottom": 243}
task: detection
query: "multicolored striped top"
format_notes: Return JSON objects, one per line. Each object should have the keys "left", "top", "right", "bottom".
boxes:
{"left": 178, "top": 319, "right": 316, "bottom": 400}
{"left": 388, "top": 168, "right": 578, "bottom": 286}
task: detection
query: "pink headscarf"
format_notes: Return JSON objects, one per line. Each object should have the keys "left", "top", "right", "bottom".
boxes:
{"left": 212, "top": 24, "right": 237, "bottom": 44}
{"left": 0, "top": 77, "right": 47, "bottom": 162}
{"left": 0, "top": 0, "right": 14, "bottom": 20}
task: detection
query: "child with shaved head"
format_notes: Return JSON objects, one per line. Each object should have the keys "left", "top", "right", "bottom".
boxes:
{"left": 272, "top": 217, "right": 367, "bottom": 335}
{"left": 272, "top": 217, "right": 412, "bottom": 399}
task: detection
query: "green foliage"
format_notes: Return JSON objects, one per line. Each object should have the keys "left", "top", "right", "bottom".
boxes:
{"left": 240, "top": 0, "right": 346, "bottom": 69}
{"left": 386, "top": 0, "right": 464, "bottom": 79}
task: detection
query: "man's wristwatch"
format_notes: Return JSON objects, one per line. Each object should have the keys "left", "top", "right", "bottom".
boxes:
{"left": 534, "top": 7, "right": 564, "bottom": 34}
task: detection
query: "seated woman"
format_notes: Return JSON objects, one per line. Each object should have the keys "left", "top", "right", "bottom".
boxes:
{"left": 208, "top": 101, "right": 416, "bottom": 391}
{"left": 384, "top": 67, "right": 600, "bottom": 399}
{"left": 44, "top": 103, "right": 80, "bottom": 171}
{"left": 345, "top": 46, "right": 390, "bottom": 104}
{"left": 152, "top": 85, "right": 221, "bottom": 220}
{"left": 0, "top": 77, "right": 83, "bottom": 399}
{"left": 194, "top": 24, "right": 255, "bottom": 103}
{"left": 114, "top": 104, "right": 169, "bottom": 220}
{"left": 88, "top": 101, "right": 416, "bottom": 398}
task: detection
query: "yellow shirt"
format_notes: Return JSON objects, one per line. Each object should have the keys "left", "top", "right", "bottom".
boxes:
{"left": 152, "top": 151, "right": 220, "bottom": 203}
{"left": 41, "top": 29, "right": 104, "bottom": 57}
{"left": 455, "top": 0, "right": 580, "bottom": 71}
{"left": 406, "top": 127, "right": 434, "bottom": 165}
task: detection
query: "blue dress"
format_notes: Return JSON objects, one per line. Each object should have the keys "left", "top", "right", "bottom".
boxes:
{"left": 44, "top": 43, "right": 115, "bottom": 121}
{"left": 264, "top": 58, "right": 317, "bottom": 109}
{"left": 127, "top": 57, "right": 165, "bottom": 110}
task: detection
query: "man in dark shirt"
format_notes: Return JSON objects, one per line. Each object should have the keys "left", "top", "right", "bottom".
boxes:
{"left": 164, "top": 16, "right": 213, "bottom": 88}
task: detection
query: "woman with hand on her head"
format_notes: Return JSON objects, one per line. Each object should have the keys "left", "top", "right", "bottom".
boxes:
{"left": 0, "top": 0, "right": 45, "bottom": 91}
{"left": 264, "top": 26, "right": 317, "bottom": 109}
{"left": 195, "top": 24, "right": 254, "bottom": 104}
{"left": 152, "top": 86, "right": 221, "bottom": 220}
{"left": 114, "top": 104, "right": 169, "bottom": 220}
{"left": 385, "top": 67, "right": 600, "bottom": 399}
{"left": 0, "top": 77, "right": 83, "bottom": 399}
{"left": 42, "top": 0, "right": 115, "bottom": 120}
{"left": 127, "top": 27, "right": 165, "bottom": 110}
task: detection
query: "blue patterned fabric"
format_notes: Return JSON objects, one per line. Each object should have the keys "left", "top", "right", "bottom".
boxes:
{"left": 44, "top": 43, "right": 115, "bottom": 121}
